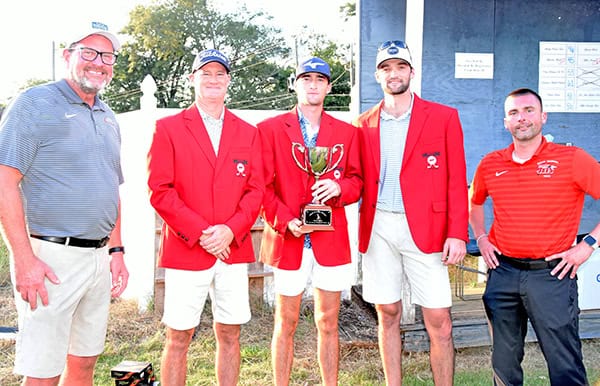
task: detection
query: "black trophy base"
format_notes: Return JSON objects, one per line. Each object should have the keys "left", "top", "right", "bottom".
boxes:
{"left": 300, "top": 203, "right": 334, "bottom": 231}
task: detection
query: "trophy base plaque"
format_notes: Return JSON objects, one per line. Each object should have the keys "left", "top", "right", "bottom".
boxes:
{"left": 300, "top": 203, "right": 334, "bottom": 231}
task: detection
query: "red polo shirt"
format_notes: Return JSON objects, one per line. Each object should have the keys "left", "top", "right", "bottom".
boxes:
{"left": 470, "top": 138, "right": 600, "bottom": 258}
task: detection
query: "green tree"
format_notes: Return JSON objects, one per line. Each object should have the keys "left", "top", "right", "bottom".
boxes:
{"left": 103, "top": 0, "right": 291, "bottom": 112}
{"left": 340, "top": 2, "right": 356, "bottom": 21}
{"left": 305, "top": 34, "right": 352, "bottom": 111}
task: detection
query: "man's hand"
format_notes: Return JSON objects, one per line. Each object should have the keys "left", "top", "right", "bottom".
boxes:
{"left": 199, "top": 225, "right": 234, "bottom": 260}
{"left": 311, "top": 179, "right": 341, "bottom": 204}
{"left": 109, "top": 253, "right": 129, "bottom": 298}
{"left": 14, "top": 253, "right": 60, "bottom": 310}
{"left": 287, "top": 218, "right": 312, "bottom": 237}
{"left": 546, "top": 242, "right": 593, "bottom": 280}
{"left": 442, "top": 237, "right": 466, "bottom": 266}
{"left": 477, "top": 236, "right": 501, "bottom": 269}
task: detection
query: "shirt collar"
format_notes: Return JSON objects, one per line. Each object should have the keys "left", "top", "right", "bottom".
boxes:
{"left": 196, "top": 104, "right": 224, "bottom": 122}
{"left": 501, "top": 136, "right": 549, "bottom": 162}
{"left": 381, "top": 93, "right": 414, "bottom": 121}
{"left": 56, "top": 79, "right": 105, "bottom": 111}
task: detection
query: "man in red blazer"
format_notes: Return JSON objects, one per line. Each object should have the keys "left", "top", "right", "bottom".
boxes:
{"left": 353, "top": 41, "right": 468, "bottom": 386}
{"left": 258, "top": 57, "right": 362, "bottom": 386}
{"left": 147, "top": 49, "right": 263, "bottom": 386}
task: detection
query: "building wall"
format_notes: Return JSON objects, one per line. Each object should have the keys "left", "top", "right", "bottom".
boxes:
{"left": 358, "top": 0, "right": 600, "bottom": 233}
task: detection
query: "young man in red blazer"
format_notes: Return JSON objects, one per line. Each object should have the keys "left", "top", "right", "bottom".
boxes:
{"left": 353, "top": 41, "right": 468, "bottom": 386}
{"left": 147, "top": 49, "right": 263, "bottom": 386}
{"left": 258, "top": 57, "right": 362, "bottom": 386}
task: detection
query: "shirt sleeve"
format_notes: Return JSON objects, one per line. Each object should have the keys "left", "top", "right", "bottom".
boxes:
{"left": 573, "top": 147, "right": 600, "bottom": 199}
{"left": 470, "top": 159, "right": 489, "bottom": 205}
{"left": 0, "top": 93, "right": 40, "bottom": 175}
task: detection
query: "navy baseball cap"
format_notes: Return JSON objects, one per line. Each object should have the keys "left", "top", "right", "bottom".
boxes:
{"left": 192, "top": 49, "right": 231, "bottom": 73}
{"left": 295, "top": 57, "right": 331, "bottom": 82}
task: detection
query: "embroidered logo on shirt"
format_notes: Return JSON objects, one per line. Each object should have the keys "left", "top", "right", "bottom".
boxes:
{"left": 495, "top": 170, "right": 508, "bottom": 177}
{"left": 536, "top": 159, "right": 558, "bottom": 177}
{"left": 234, "top": 159, "right": 248, "bottom": 177}
{"left": 333, "top": 166, "right": 343, "bottom": 180}
{"left": 423, "top": 152, "right": 440, "bottom": 169}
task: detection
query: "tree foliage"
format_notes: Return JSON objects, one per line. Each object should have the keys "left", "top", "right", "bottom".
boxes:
{"left": 103, "top": 0, "right": 291, "bottom": 112}
{"left": 306, "top": 34, "right": 352, "bottom": 111}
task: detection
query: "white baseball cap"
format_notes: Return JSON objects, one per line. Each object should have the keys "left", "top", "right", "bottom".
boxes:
{"left": 376, "top": 40, "right": 412, "bottom": 68}
{"left": 69, "top": 21, "right": 121, "bottom": 51}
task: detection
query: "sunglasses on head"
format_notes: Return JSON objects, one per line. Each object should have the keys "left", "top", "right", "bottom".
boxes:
{"left": 378, "top": 40, "right": 409, "bottom": 51}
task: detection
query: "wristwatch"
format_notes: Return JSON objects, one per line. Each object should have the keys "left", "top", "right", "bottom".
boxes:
{"left": 582, "top": 234, "right": 598, "bottom": 250}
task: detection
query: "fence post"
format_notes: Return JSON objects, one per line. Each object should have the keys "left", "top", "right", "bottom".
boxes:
{"left": 117, "top": 75, "right": 159, "bottom": 311}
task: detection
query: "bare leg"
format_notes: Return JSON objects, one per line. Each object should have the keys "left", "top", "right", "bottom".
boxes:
{"left": 22, "top": 376, "right": 60, "bottom": 386}
{"left": 271, "top": 293, "right": 302, "bottom": 386}
{"left": 214, "top": 322, "right": 242, "bottom": 386}
{"left": 57, "top": 354, "right": 97, "bottom": 386}
{"left": 422, "top": 307, "right": 454, "bottom": 386}
{"left": 160, "top": 327, "right": 194, "bottom": 386}
{"left": 375, "top": 301, "right": 402, "bottom": 386}
{"left": 313, "top": 288, "right": 341, "bottom": 386}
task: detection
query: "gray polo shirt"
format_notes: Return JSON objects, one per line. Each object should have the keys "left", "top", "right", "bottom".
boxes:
{"left": 0, "top": 80, "right": 123, "bottom": 239}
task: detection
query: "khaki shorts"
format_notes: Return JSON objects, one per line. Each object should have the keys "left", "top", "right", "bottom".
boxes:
{"left": 272, "top": 247, "right": 353, "bottom": 296}
{"left": 362, "top": 210, "right": 452, "bottom": 308}
{"left": 162, "top": 260, "right": 250, "bottom": 330}
{"left": 11, "top": 237, "right": 111, "bottom": 378}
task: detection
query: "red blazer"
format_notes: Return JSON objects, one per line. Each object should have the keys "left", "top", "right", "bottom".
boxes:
{"left": 258, "top": 108, "right": 362, "bottom": 270}
{"left": 147, "top": 105, "right": 263, "bottom": 270}
{"left": 354, "top": 96, "right": 468, "bottom": 254}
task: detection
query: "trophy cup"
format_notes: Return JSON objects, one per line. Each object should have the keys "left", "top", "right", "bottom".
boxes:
{"left": 291, "top": 143, "right": 344, "bottom": 231}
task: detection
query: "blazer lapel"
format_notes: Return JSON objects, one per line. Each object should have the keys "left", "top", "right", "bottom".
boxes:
{"left": 403, "top": 94, "right": 427, "bottom": 164}
{"left": 183, "top": 105, "right": 216, "bottom": 168}
{"left": 214, "top": 109, "right": 236, "bottom": 173}
{"left": 284, "top": 108, "right": 310, "bottom": 190}
{"left": 284, "top": 108, "right": 305, "bottom": 146}
{"left": 364, "top": 102, "right": 383, "bottom": 176}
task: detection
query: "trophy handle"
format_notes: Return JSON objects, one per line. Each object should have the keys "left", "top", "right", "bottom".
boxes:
{"left": 324, "top": 144, "right": 344, "bottom": 174}
{"left": 291, "top": 142, "right": 309, "bottom": 173}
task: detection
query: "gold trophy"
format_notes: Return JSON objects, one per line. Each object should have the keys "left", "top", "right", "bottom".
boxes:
{"left": 291, "top": 143, "right": 344, "bottom": 231}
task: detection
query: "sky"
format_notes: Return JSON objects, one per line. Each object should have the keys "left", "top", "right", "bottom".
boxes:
{"left": 0, "top": 0, "right": 353, "bottom": 104}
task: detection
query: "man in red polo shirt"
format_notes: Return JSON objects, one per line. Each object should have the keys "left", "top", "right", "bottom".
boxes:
{"left": 470, "top": 88, "right": 600, "bottom": 385}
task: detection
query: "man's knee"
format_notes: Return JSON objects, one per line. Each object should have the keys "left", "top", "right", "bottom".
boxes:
{"left": 214, "top": 323, "right": 241, "bottom": 346}
{"left": 423, "top": 308, "right": 453, "bottom": 341}
{"left": 165, "top": 328, "right": 194, "bottom": 353}
{"left": 376, "top": 302, "right": 402, "bottom": 327}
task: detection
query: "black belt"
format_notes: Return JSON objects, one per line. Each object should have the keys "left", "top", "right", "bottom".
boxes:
{"left": 497, "top": 253, "right": 560, "bottom": 271}
{"left": 30, "top": 234, "right": 109, "bottom": 249}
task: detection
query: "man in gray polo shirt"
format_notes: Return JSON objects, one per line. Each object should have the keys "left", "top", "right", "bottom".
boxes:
{"left": 0, "top": 21, "right": 129, "bottom": 385}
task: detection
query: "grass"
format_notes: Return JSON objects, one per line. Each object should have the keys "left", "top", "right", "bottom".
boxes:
{"left": 1, "top": 295, "right": 600, "bottom": 385}
{"left": 0, "top": 238, "right": 9, "bottom": 286}
{"left": 1, "top": 238, "right": 600, "bottom": 385}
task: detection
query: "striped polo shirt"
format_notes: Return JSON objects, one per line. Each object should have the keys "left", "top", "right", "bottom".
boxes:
{"left": 470, "top": 138, "right": 600, "bottom": 258}
{"left": 377, "top": 95, "right": 413, "bottom": 213}
{"left": 0, "top": 80, "right": 123, "bottom": 239}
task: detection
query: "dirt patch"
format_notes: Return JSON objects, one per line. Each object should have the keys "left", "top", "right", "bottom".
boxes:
{"left": 338, "top": 298, "right": 378, "bottom": 345}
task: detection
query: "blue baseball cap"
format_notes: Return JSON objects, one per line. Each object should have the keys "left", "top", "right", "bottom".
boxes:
{"left": 192, "top": 49, "right": 231, "bottom": 73}
{"left": 295, "top": 57, "right": 331, "bottom": 82}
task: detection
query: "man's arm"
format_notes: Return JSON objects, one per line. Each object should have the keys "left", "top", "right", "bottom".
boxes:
{"left": 0, "top": 165, "right": 59, "bottom": 310}
{"left": 546, "top": 223, "right": 600, "bottom": 280}
{"left": 468, "top": 202, "right": 500, "bottom": 269}
{"left": 108, "top": 200, "right": 128, "bottom": 297}
{"left": 443, "top": 109, "right": 468, "bottom": 264}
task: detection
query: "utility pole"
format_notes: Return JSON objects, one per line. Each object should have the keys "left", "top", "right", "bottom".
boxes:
{"left": 52, "top": 41, "right": 56, "bottom": 81}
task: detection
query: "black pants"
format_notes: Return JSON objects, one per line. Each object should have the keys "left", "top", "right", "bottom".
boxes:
{"left": 482, "top": 260, "right": 588, "bottom": 386}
